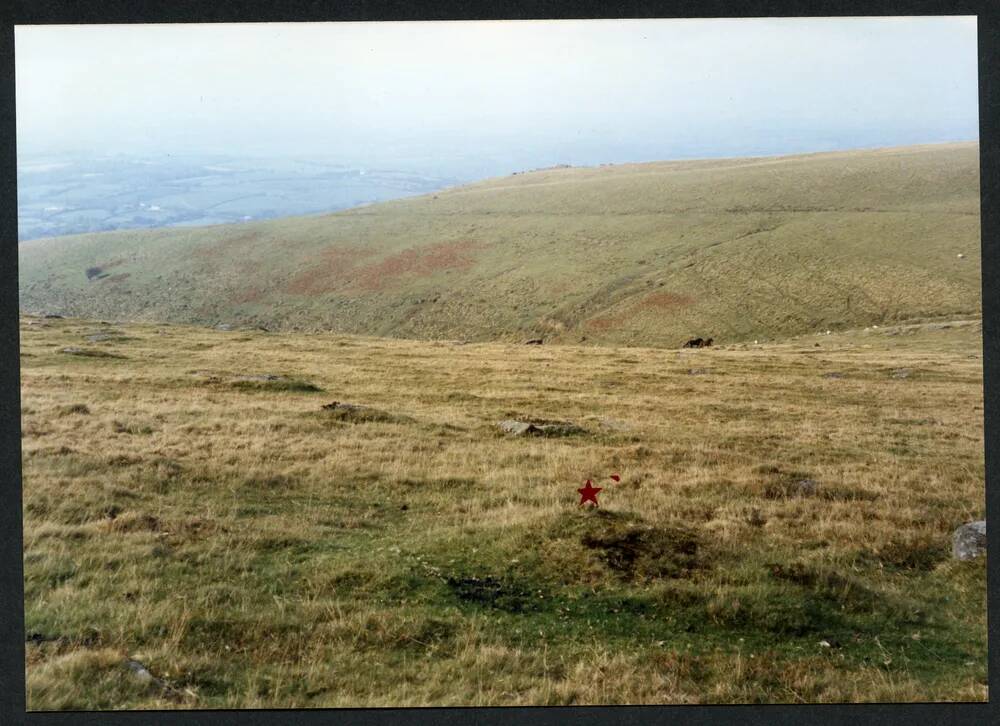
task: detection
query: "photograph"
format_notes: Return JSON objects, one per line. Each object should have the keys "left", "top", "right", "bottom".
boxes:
{"left": 14, "top": 16, "right": 987, "bottom": 709}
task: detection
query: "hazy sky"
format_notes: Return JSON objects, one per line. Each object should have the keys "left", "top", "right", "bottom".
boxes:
{"left": 16, "top": 17, "right": 979, "bottom": 177}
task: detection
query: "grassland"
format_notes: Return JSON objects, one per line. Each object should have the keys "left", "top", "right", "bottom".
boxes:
{"left": 20, "top": 314, "right": 985, "bottom": 708}
{"left": 18, "top": 143, "right": 981, "bottom": 347}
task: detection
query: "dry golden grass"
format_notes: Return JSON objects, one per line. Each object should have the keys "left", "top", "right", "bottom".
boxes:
{"left": 20, "top": 314, "right": 986, "bottom": 708}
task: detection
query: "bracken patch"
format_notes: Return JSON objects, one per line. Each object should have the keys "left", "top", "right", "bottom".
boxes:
{"left": 352, "top": 239, "right": 482, "bottom": 292}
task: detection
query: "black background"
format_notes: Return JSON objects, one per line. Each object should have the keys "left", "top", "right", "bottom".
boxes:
{"left": 1, "top": 2, "right": 996, "bottom": 724}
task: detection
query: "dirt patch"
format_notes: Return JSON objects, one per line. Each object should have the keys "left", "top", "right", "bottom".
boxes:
{"left": 352, "top": 239, "right": 482, "bottom": 292}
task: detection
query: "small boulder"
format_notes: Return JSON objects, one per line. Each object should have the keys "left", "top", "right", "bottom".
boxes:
{"left": 497, "top": 418, "right": 586, "bottom": 437}
{"left": 498, "top": 420, "right": 541, "bottom": 436}
{"left": 525, "top": 338, "right": 544, "bottom": 345}
{"left": 125, "top": 659, "right": 154, "bottom": 684}
{"left": 795, "top": 479, "right": 819, "bottom": 496}
{"left": 952, "top": 520, "right": 986, "bottom": 561}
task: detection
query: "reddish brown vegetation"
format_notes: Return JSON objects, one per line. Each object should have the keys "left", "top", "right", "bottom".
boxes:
{"left": 587, "top": 290, "right": 694, "bottom": 332}
{"left": 637, "top": 291, "right": 694, "bottom": 310}
{"left": 283, "top": 245, "right": 377, "bottom": 295}
{"left": 232, "top": 286, "right": 265, "bottom": 304}
{"left": 351, "top": 239, "right": 482, "bottom": 292}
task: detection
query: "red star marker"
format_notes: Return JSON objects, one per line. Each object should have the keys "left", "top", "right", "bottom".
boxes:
{"left": 609, "top": 474, "right": 621, "bottom": 483}
{"left": 578, "top": 479, "right": 602, "bottom": 506}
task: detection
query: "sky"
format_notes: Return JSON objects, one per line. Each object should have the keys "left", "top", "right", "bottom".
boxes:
{"left": 15, "top": 17, "right": 980, "bottom": 178}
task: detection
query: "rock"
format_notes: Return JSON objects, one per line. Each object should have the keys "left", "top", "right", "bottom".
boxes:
{"left": 215, "top": 323, "right": 233, "bottom": 331}
{"left": 795, "top": 479, "right": 819, "bottom": 496}
{"left": 125, "top": 659, "right": 154, "bottom": 684}
{"left": 688, "top": 368, "right": 710, "bottom": 375}
{"left": 498, "top": 420, "right": 540, "bottom": 436}
{"left": 497, "top": 418, "right": 586, "bottom": 437}
{"left": 43, "top": 313, "right": 64, "bottom": 319}
{"left": 952, "top": 520, "right": 986, "bottom": 560}
{"left": 890, "top": 368, "right": 913, "bottom": 379}
{"left": 525, "top": 338, "right": 544, "bottom": 345}
{"left": 821, "top": 372, "right": 845, "bottom": 379}
{"left": 957, "top": 253, "right": 966, "bottom": 259}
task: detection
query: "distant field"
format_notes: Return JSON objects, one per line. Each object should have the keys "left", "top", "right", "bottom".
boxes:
{"left": 17, "top": 154, "right": 460, "bottom": 241}
{"left": 19, "top": 143, "right": 981, "bottom": 347}
{"left": 20, "top": 315, "right": 985, "bottom": 707}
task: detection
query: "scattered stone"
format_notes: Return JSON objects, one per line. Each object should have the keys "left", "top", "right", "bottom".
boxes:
{"left": 497, "top": 418, "right": 586, "bottom": 437}
{"left": 525, "top": 338, "right": 544, "bottom": 345}
{"left": 890, "top": 368, "right": 913, "bottom": 379}
{"left": 952, "top": 520, "right": 986, "bottom": 561}
{"left": 821, "top": 372, "right": 845, "bottom": 379}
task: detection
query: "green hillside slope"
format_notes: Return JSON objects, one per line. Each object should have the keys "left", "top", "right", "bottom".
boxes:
{"left": 18, "top": 142, "right": 981, "bottom": 346}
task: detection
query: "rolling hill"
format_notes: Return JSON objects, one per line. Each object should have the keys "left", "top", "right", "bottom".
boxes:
{"left": 18, "top": 142, "right": 981, "bottom": 346}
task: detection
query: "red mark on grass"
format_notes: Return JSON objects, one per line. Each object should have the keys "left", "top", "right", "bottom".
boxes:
{"left": 578, "top": 480, "right": 603, "bottom": 507}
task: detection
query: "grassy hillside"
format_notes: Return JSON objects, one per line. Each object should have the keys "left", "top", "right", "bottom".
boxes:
{"left": 20, "top": 314, "right": 985, "bottom": 707}
{"left": 18, "top": 143, "right": 981, "bottom": 346}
